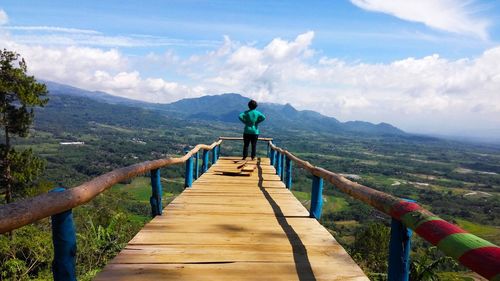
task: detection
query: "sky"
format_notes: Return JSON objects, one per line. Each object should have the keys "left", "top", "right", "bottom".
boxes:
{"left": 1, "top": 0, "right": 500, "bottom": 140}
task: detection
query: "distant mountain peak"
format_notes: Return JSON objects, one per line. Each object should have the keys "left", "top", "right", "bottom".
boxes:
{"left": 44, "top": 80, "right": 405, "bottom": 136}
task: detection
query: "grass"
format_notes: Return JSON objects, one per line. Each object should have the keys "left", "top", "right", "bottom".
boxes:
{"left": 112, "top": 177, "right": 152, "bottom": 202}
{"left": 94, "top": 123, "right": 135, "bottom": 133}
{"left": 112, "top": 177, "right": 183, "bottom": 202}
{"left": 455, "top": 218, "right": 500, "bottom": 244}
{"left": 292, "top": 191, "right": 348, "bottom": 212}
{"left": 294, "top": 152, "right": 343, "bottom": 160}
{"left": 437, "top": 272, "right": 475, "bottom": 281}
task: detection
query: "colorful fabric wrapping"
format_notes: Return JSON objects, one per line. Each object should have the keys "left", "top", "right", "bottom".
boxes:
{"left": 389, "top": 200, "right": 500, "bottom": 280}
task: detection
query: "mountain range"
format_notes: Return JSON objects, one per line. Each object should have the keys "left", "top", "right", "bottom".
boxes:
{"left": 42, "top": 81, "right": 405, "bottom": 136}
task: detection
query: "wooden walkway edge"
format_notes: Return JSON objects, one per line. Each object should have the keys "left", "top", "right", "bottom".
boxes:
{"left": 94, "top": 157, "right": 369, "bottom": 280}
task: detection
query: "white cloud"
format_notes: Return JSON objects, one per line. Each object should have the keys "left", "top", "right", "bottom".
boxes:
{"left": 0, "top": 25, "right": 220, "bottom": 48}
{"left": 2, "top": 26, "right": 101, "bottom": 34}
{"left": 1, "top": 29, "right": 499, "bottom": 138}
{"left": 350, "top": 0, "right": 490, "bottom": 39}
{"left": 0, "top": 9, "right": 8, "bottom": 25}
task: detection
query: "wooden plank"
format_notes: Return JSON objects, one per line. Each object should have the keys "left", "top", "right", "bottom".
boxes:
{"left": 95, "top": 157, "right": 368, "bottom": 280}
{"left": 95, "top": 263, "right": 368, "bottom": 281}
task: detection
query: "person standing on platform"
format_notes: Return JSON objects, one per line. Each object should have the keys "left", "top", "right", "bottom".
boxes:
{"left": 239, "top": 100, "right": 266, "bottom": 160}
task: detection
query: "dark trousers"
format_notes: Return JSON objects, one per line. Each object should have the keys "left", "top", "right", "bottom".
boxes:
{"left": 243, "top": 133, "right": 258, "bottom": 159}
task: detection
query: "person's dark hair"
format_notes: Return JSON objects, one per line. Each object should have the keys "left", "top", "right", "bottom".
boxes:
{"left": 248, "top": 99, "right": 257, "bottom": 110}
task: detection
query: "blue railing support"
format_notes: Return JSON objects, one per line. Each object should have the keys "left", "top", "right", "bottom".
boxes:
{"left": 202, "top": 149, "right": 209, "bottom": 173}
{"left": 216, "top": 145, "right": 221, "bottom": 159}
{"left": 194, "top": 152, "right": 199, "bottom": 179}
{"left": 50, "top": 187, "right": 77, "bottom": 281}
{"left": 388, "top": 201, "right": 414, "bottom": 281}
{"left": 267, "top": 142, "right": 271, "bottom": 158}
{"left": 212, "top": 146, "right": 218, "bottom": 164}
{"left": 185, "top": 155, "right": 193, "bottom": 188}
{"left": 280, "top": 153, "right": 286, "bottom": 181}
{"left": 276, "top": 151, "right": 282, "bottom": 176}
{"left": 270, "top": 149, "right": 275, "bottom": 165}
{"left": 310, "top": 175, "right": 324, "bottom": 219}
{"left": 150, "top": 169, "right": 163, "bottom": 217}
{"left": 285, "top": 157, "right": 292, "bottom": 189}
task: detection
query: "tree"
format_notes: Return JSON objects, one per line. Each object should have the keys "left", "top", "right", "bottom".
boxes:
{"left": 0, "top": 49, "right": 48, "bottom": 204}
{"left": 352, "top": 222, "right": 390, "bottom": 274}
{"left": 410, "top": 247, "right": 457, "bottom": 281}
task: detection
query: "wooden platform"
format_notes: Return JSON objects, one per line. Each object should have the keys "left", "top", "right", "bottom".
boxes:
{"left": 94, "top": 157, "right": 368, "bottom": 280}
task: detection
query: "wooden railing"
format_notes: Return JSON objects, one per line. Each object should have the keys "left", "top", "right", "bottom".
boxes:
{"left": 0, "top": 139, "right": 223, "bottom": 280}
{"left": 266, "top": 141, "right": 500, "bottom": 281}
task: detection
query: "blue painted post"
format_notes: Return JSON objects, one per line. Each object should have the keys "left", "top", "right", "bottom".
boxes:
{"left": 309, "top": 175, "right": 324, "bottom": 219}
{"left": 280, "top": 153, "right": 286, "bottom": 181}
{"left": 270, "top": 149, "right": 275, "bottom": 165}
{"left": 185, "top": 155, "right": 193, "bottom": 188}
{"left": 194, "top": 152, "right": 200, "bottom": 179}
{"left": 50, "top": 187, "right": 77, "bottom": 281}
{"left": 150, "top": 169, "right": 162, "bottom": 216}
{"left": 285, "top": 157, "right": 292, "bottom": 189}
{"left": 388, "top": 200, "right": 414, "bottom": 281}
{"left": 267, "top": 142, "right": 271, "bottom": 158}
{"left": 276, "top": 151, "right": 282, "bottom": 176}
{"left": 202, "top": 149, "right": 209, "bottom": 173}
{"left": 216, "top": 145, "right": 221, "bottom": 159}
{"left": 212, "top": 146, "right": 218, "bottom": 164}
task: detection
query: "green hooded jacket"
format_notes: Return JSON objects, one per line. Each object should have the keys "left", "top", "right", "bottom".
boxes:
{"left": 239, "top": 109, "right": 266, "bottom": 135}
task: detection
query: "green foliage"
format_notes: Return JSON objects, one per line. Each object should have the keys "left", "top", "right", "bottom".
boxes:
{"left": 410, "top": 247, "right": 458, "bottom": 281}
{"left": 76, "top": 214, "right": 127, "bottom": 276}
{"left": 0, "top": 49, "right": 48, "bottom": 203}
{"left": 352, "top": 222, "right": 390, "bottom": 274}
{"left": 0, "top": 224, "right": 53, "bottom": 280}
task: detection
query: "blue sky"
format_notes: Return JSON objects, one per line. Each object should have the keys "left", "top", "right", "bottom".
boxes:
{"left": 1, "top": 0, "right": 500, "bottom": 140}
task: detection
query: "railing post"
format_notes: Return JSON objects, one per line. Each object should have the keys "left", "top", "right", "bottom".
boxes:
{"left": 285, "top": 157, "right": 292, "bottom": 189}
{"left": 310, "top": 175, "right": 324, "bottom": 219}
{"left": 388, "top": 200, "right": 414, "bottom": 281}
{"left": 202, "top": 149, "right": 209, "bottom": 173}
{"left": 270, "top": 149, "right": 275, "bottom": 165}
{"left": 50, "top": 187, "right": 77, "bottom": 281}
{"left": 217, "top": 144, "right": 221, "bottom": 159}
{"left": 267, "top": 142, "right": 271, "bottom": 158}
{"left": 280, "top": 153, "right": 286, "bottom": 181}
{"left": 212, "top": 146, "right": 217, "bottom": 164}
{"left": 150, "top": 169, "right": 162, "bottom": 217}
{"left": 276, "top": 151, "right": 282, "bottom": 176}
{"left": 185, "top": 154, "right": 193, "bottom": 188}
{"left": 194, "top": 152, "right": 199, "bottom": 179}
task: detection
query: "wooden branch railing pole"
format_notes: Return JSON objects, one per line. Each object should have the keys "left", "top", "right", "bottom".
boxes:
{"left": 50, "top": 187, "right": 77, "bottom": 281}
{"left": 217, "top": 144, "right": 221, "bottom": 159}
{"left": 149, "top": 169, "right": 162, "bottom": 217}
{"left": 0, "top": 139, "right": 222, "bottom": 234}
{"left": 285, "top": 157, "right": 292, "bottom": 190}
{"left": 202, "top": 149, "right": 209, "bottom": 174}
{"left": 185, "top": 154, "right": 193, "bottom": 188}
{"left": 266, "top": 141, "right": 500, "bottom": 280}
{"left": 310, "top": 175, "right": 324, "bottom": 219}
{"left": 194, "top": 152, "right": 199, "bottom": 180}
{"left": 270, "top": 149, "right": 275, "bottom": 165}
